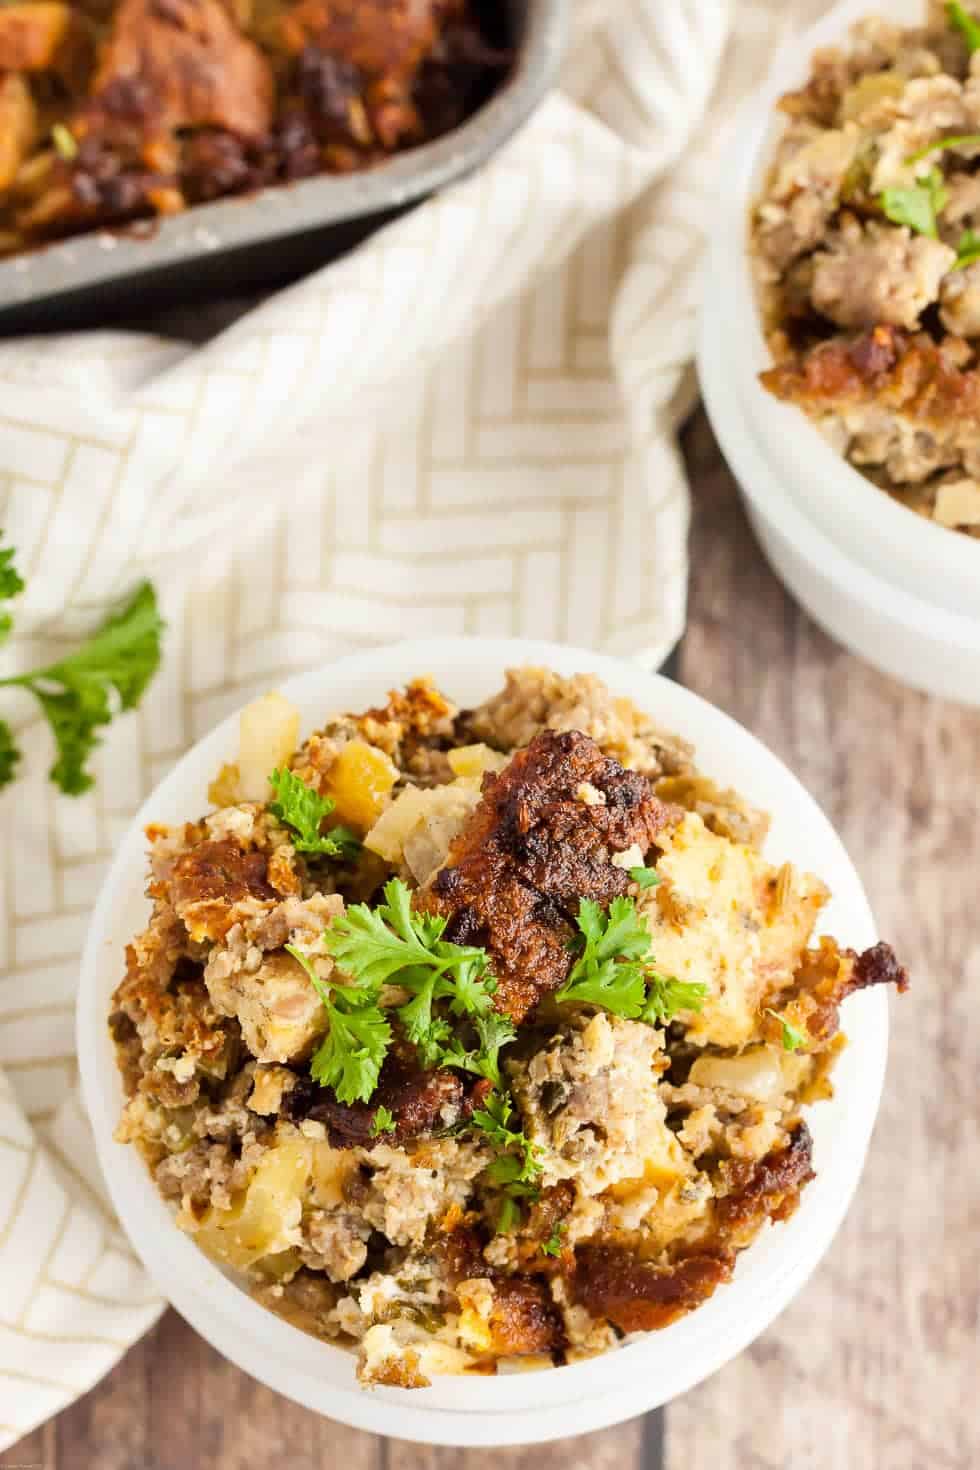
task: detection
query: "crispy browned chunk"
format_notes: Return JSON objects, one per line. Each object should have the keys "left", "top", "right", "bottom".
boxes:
{"left": 573, "top": 1245, "right": 734, "bottom": 1334}
{"left": 762, "top": 326, "right": 980, "bottom": 429}
{"left": 88, "top": 0, "right": 274, "bottom": 141}
{"left": 766, "top": 936, "right": 909, "bottom": 1049}
{"left": 282, "top": 0, "right": 465, "bottom": 150}
{"left": 169, "top": 838, "right": 275, "bottom": 904}
{"left": 483, "top": 1277, "right": 563, "bottom": 1357}
{"left": 167, "top": 837, "right": 276, "bottom": 941}
{"left": 284, "top": 1052, "right": 492, "bottom": 1148}
{"left": 713, "top": 1122, "right": 815, "bottom": 1245}
{"left": 282, "top": 0, "right": 459, "bottom": 74}
{"left": 112, "top": 955, "right": 233, "bottom": 1104}
{"left": 420, "top": 729, "right": 670, "bottom": 1021}
{"left": 0, "top": 4, "right": 87, "bottom": 77}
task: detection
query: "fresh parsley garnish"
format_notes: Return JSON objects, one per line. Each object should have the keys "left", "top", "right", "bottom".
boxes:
{"left": 371, "top": 1105, "right": 396, "bottom": 1136}
{"left": 880, "top": 167, "right": 948, "bottom": 238}
{"left": 495, "top": 1196, "right": 521, "bottom": 1235}
{"left": 0, "top": 535, "right": 24, "bottom": 644}
{"left": 905, "top": 132, "right": 980, "bottom": 167}
{"left": 629, "top": 865, "right": 660, "bottom": 889}
{"left": 953, "top": 226, "right": 980, "bottom": 269}
{"left": 765, "top": 1007, "right": 807, "bottom": 1053}
{"left": 948, "top": 1, "right": 980, "bottom": 51}
{"left": 0, "top": 721, "right": 19, "bottom": 788}
{"left": 0, "top": 580, "right": 163, "bottom": 795}
{"left": 472, "top": 1091, "right": 542, "bottom": 1201}
{"left": 268, "top": 767, "right": 360, "bottom": 858}
{"left": 439, "top": 1012, "right": 517, "bottom": 1091}
{"left": 324, "top": 878, "right": 508, "bottom": 1085}
{"left": 641, "top": 973, "right": 710, "bottom": 1026}
{"left": 541, "top": 1221, "right": 565, "bottom": 1257}
{"left": 555, "top": 896, "right": 707, "bottom": 1025}
{"left": 286, "top": 942, "right": 392, "bottom": 1105}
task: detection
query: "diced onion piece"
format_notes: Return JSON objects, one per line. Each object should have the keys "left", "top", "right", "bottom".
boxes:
{"left": 688, "top": 1047, "right": 788, "bottom": 1102}
{"left": 364, "top": 786, "right": 431, "bottom": 862}
{"left": 237, "top": 692, "right": 300, "bottom": 802}
{"left": 446, "top": 743, "right": 509, "bottom": 779}
{"left": 191, "top": 1137, "right": 312, "bottom": 1269}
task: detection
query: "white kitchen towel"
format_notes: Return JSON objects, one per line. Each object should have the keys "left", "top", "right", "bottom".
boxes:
{"left": 0, "top": 0, "right": 834, "bottom": 1446}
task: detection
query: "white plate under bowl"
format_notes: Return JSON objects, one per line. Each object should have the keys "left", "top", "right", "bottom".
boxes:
{"left": 77, "top": 637, "right": 890, "bottom": 1445}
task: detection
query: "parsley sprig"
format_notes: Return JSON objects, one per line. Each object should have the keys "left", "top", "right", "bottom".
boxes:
{"left": 0, "top": 576, "right": 164, "bottom": 795}
{"left": 948, "top": 1, "right": 980, "bottom": 51}
{"left": 880, "top": 167, "right": 948, "bottom": 238}
{"left": 541, "top": 1221, "right": 566, "bottom": 1257}
{"left": 954, "top": 226, "right": 980, "bottom": 269}
{"left": 268, "top": 766, "right": 360, "bottom": 859}
{"left": 286, "top": 943, "right": 392, "bottom": 1104}
{"left": 765, "top": 1007, "right": 807, "bottom": 1053}
{"left": 555, "top": 896, "right": 707, "bottom": 1025}
{"left": 471, "top": 1091, "right": 543, "bottom": 1231}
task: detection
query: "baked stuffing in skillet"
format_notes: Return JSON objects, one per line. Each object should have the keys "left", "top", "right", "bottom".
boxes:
{"left": 0, "top": 0, "right": 510, "bottom": 256}
{"left": 109, "top": 668, "right": 908, "bottom": 1386}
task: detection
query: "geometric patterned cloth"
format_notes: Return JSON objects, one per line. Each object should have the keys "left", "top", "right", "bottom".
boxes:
{"left": 0, "top": 0, "right": 829, "bottom": 1446}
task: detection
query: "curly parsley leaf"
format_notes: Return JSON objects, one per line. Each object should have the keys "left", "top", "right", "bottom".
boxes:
{"left": 954, "top": 226, "right": 980, "bottom": 269}
{"left": 495, "top": 1196, "right": 522, "bottom": 1234}
{"left": 0, "top": 580, "right": 163, "bottom": 796}
{"left": 439, "top": 1012, "right": 516, "bottom": 1091}
{"left": 541, "top": 1221, "right": 566, "bottom": 1257}
{"left": 326, "top": 879, "right": 505, "bottom": 1085}
{"left": 268, "top": 766, "right": 360, "bottom": 859}
{"left": 310, "top": 1002, "right": 392, "bottom": 1104}
{"left": 286, "top": 942, "right": 393, "bottom": 1104}
{"left": 473, "top": 1091, "right": 542, "bottom": 1189}
{"left": 629, "top": 865, "right": 661, "bottom": 889}
{"left": 371, "top": 1105, "right": 396, "bottom": 1137}
{"left": 880, "top": 167, "right": 947, "bottom": 238}
{"left": 0, "top": 537, "right": 24, "bottom": 645}
{"left": 948, "top": 1, "right": 980, "bottom": 51}
{"left": 765, "top": 1007, "right": 807, "bottom": 1053}
{"left": 641, "top": 974, "right": 708, "bottom": 1026}
{"left": 557, "top": 896, "right": 708, "bottom": 1027}
{"left": 0, "top": 719, "right": 20, "bottom": 790}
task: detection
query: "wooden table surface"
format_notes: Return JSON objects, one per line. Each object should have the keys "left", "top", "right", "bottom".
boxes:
{"left": 3, "top": 407, "right": 976, "bottom": 1470}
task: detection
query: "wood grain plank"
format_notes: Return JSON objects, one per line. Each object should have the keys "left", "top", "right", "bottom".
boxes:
{"left": 386, "top": 1417, "right": 644, "bottom": 1470}
{"left": 664, "top": 410, "right": 980, "bottom": 1470}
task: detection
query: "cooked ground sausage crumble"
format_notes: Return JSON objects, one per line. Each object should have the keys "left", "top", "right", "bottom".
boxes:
{"left": 110, "top": 668, "right": 908, "bottom": 1386}
{"left": 752, "top": 1, "right": 980, "bottom": 537}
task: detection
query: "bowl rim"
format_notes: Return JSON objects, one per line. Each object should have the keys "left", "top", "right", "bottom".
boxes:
{"left": 77, "top": 636, "right": 890, "bottom": 1445}
{"left": 710, "top": 0, "right": 980, "bottom": 613}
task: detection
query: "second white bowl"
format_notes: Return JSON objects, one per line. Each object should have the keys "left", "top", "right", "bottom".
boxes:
{"left": 698, "top": 0, "right": 980, "bottom": 704}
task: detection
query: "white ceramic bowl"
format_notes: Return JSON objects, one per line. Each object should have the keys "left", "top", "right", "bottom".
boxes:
{"left": 78, "top": 637, "right": 890, "bottom": 1445}
{"left": 698, "top": 0, "right": 980, "bottom": 705}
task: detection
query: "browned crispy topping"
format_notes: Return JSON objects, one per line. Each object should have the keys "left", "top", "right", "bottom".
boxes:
{"left": 572, "top": 1245, "right": 734, "bottom": 1334}
{"left": 168, "top": 838, "right": 275, "bottom": 912}
{"left": 481, "top": 1277, "right": 564, "bottom": 1357}
{"left": 769, "top": 937, "right": 910, "bottom": 1048}
{"left": 762, "top": 327, "right": 980, "bottom": 428}
{"left": 420, "top": 729, "right": 670, "bottom": 1021}
{"left": 284, "top": 1052, "right": 492, "bottom": 1148}
{"left": 714, "top": 1122, "right": 815, "bottom": 1242}
{"left": 88, "top": 0, "right": 274, "bottom": 142}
